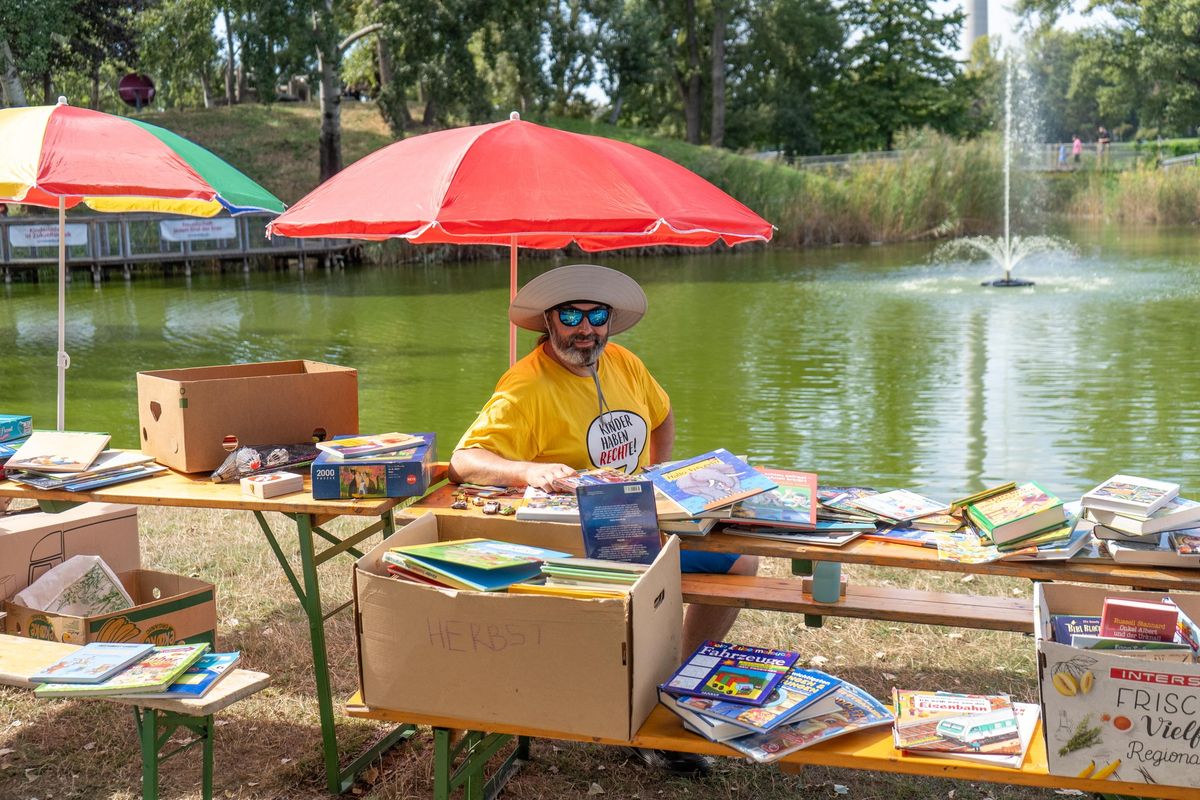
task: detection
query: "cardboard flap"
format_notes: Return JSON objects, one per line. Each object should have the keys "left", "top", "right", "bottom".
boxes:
{"left": 628, "top": 536, "right": 682, "bottom": 739}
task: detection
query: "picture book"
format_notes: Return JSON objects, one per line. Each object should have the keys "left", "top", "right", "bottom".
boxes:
{"left": 5, "top": 431, "right": 111, "bottom": 473}
{"left": 1050, "top": 614, "right": 1100, "bottom": 644}
{"left": 0, "top": 413, "right": 32, "bottom": 442}
{"left": 314, "top": 432, "right": 424, "bottom": 460}
{"left": 34, "top": 643, "right": 209, "bottom": 698}
{"left": 1082, "top": 474, "right": 1180, "bottom": 516}
{"left": 576, "top": 480, "right": 662, "bottom": 564}
{"left": 15, "top": 449, "right": 155, "bottom": 480}
{"left": 658, "top": 516, "right": 718, "bottom": 536}
{"left": 931, "top": 702, "right": 1041, "bottom": 769}
{"left": 661, "top": 640, "right": 800, "bottom": 707}
{"left": 723, "top": 526, "right": 867, "bottom": 547}
{"left": 642, "top": 450, "right": 777, "bottom": 519}
{"left": 816, "top": 486, "right": 880, "bottom": 520}
{"left": 554, "top": 467, "right": 691, "bottom": 520}
{"left": 56, "top": 464, "right": 167, "bottom": 492}
{"left": 892, "top": 689, "right": 1021, "bottom": 754}
{"left": 1001, "top": 523, "right": 1092, "bottom": 561}
{"left": 721, "top": 682, "right": 894, "bottom": 763}
{"left": 540, "top": 557, "right": 648, "bottom": 579}
{"left": 1170, "top": 529, "right": 1200, "bottom": 556}
{"left": 725, "top": 468, "right": 818, "bottom": 527}
{"left": 130, "top": 652, "right": 240, "bottom": 699}
{"left": 964, "top": 481, "right": 1064, "bottom": 545}
{"left": 1086, "top": 496, "right": 1200, "bottom": 536}
{"left": 848, "top": 489, "right": 949, "bottom": 523}
{"left": 679, "top": 667, "right": 843, "bottom": 734}
{"left": 1107, "top": 532, "right": 1200, "bottom": 567}
{"left": 383, "top": 539, "right": 572, "bottom": 592}
{"left": 515, "top": 486, "right": 579, "bottom": 521}
{"left": 29, "top": 642, "right": 155, "bottom": 685}
{"left": 241, "top": 471, "right": 304, "bottom": 499}
{"left": 658, "top": 688, "right": 761, "bottom": 743}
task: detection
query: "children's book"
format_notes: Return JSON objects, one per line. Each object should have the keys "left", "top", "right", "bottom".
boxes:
{"left": 58, "top": 464, "right": 167, "bottom": 492}
{"left": 964, "top": 481, "right": 1064, "bottom": 545}
{"left": 722, "top": 526, "right": 867, "bottom": 547}
{"left": 129, "top": 652, "right": 241, "bottom": 699}
{"left": 721, "top": 682, "right": 894, "bottom": 763}
{"left": 33, "top": 643, "right": 209, "bottom": 697}
{"left": 658, "top": 688, "right": 760, "bottom": 742}
{"left": 383, "top": 538, "right": 572, "bottom": 592}
{"left": 892, "top": 689, "right": 1021, "bottom": 754}
{"left": 1001, "top": 523, "right": 1092, "bottom": 561}
{"left": 860, "top": 526, "right": 943, "bottom": 548}
{"left": 849, "top": 489, "right": 949, "bottom": 523}
{"left": 1082, "top": 474, "right": 1180, "bottom": 517}
{"left": 515, "top": 486, "right": 579, "bottom": 522}
{"left": 0, "top": 413, "right": 33, "bottom": 442}
{"left": 15, "top": 449, "right": 155, "bottom": 480}
{"left": 642, "top": 450, "right": 777, "bottom": 519}
{"left": 29, "top": 642, "right": 155, "bottom": 685}
{"left": 1086, "top": 496, "right": 1200, "bottom": 536}
{"left": 576, "top": 480, "right": 662, "bottom": 564}
{"left": 1170, "top": 529, "right": 1200, "bottom": 557}
{"left": 816, "top": 486, "right": 880, "bottom": 521}
{"left": 5, "top": 431, "right": 111, "bottom": 473}
{"left": 1107, "top": 532, "right": 1200, "bottom": 567}
{"left": 725, "top": 468, "right": 818, "bottom": 527}
{"left": 314, "top": 432, "right": 424, "bottom": 460}
{"left": 680, "top": 667, "right": 842, "bottom": 734}
{"left": 554, "top": 467, "right": 692, "bottom": 520}
{"left": 660, "top": 640, "right": 800, "bottom": 707}
{"left": 1049, "top": 614, "right": 1100, "bottom": 644}
{"left": 931, "top": 702, "right": 1041, "bottom": 769}
{"left": 658, "top": 517, "right": 718, "bottom": 536}
{"left": 910, "top": 512, "right": 963, "bottom": 532}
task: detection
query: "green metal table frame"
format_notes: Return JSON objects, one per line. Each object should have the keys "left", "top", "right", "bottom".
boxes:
{"left": 35, "top": 496, "right": 423, "bottom": 795}
{"left": 432, "top": 729, "right": 530, "bottom": 800}
{"left": 133, "top": 706, "right": 215, "bottom": 800}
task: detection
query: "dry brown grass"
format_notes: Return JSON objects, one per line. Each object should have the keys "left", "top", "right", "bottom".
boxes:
{"left": 1, "top": 505, "right": 1062, "bottom": 799}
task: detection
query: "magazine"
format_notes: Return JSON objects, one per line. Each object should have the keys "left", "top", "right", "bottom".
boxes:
{"left": 661, "top": 640, "right": 800, "bottom": 707}
{"left": 892, "top": 689, "right": 1021, "bottom": 755}
{"left": 721, "top": 682, "right": 894, "bottom": 763}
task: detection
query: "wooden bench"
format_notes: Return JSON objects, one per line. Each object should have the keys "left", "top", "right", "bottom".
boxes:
{"left": 346, "top": 692, "right": 1196, "bottom": 800}
{"left": 0, "top": 633, "right": 270, "bottom": 800}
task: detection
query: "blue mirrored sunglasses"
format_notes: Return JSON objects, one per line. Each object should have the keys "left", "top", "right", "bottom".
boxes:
{"left": 555, "top": 305, "right": 611, "bottom": 327}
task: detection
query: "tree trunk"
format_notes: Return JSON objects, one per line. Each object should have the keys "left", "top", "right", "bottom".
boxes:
{"left": 710, "top": 1, "right": 726, "bottom": 148}
{"left": 315, "top": 0, "right": 342, "bottom": 180}
{"left": 607, "top": 92, "right": 623, "bottom": 126}
{"left": 222, "top": 6, "right": 236, "bottom": 105}
{"left": 422, "top": 95, "right": 436, "bottom": 126}
{"left": 684, "top": 0, "right": 702, "bottom": 145}
{"left": 200, "top": 72, "right": 213, "bottom": 109}
{"left": 42, "top": 72, "right": 52, "bottom": 105}
{"left": 90, "top": 65, "right": 100, "bottom": 109}
{"left": 0, "top": 38, "right": 27, "bottom": 106}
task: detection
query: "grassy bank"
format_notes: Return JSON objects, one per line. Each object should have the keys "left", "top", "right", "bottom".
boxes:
{"left": 99, "top": 103, "right": 1200, "bottom": 252}
{"left": 0, "top": 502, "right": 1058, "bottom": 800}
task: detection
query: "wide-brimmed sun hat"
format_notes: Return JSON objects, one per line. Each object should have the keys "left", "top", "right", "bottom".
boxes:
{"left": 509, "top": 264, "right": 647, "bottom": 335}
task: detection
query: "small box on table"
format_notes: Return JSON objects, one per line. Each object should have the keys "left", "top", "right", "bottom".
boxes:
{"left": 354, "top": 512, "right": 682, "bottom": 740}
{"left": 0, "top": 415, "right": 32, "bottom": 443}
{"left": 241, "top": 471, "right": 304, "bottom": 499}
{"left": 4, "top": 568, "right": 215, "bottom": 647}
{"left": 136, "top": 360, "right": 359, "bottom": 474}
{"left": 1035, "top": 583, "right": 1200, "bottom": 790}
{"left": 311, "top": 433, "right": 436, "bottom": 500}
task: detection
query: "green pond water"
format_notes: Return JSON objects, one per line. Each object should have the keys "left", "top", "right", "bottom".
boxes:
{"left": 3, "top": 224, "right": 1199, "bottom": 500}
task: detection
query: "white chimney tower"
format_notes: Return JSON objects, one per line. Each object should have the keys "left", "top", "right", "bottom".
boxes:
{"left": 966, "top": 0, "right": 989, "bottom": 48}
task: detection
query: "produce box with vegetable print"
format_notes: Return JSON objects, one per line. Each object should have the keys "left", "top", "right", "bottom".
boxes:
{"left": 1034, "top": 583, "right": 1200, "bottom": 788}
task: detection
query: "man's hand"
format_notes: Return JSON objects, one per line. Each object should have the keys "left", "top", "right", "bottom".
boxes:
{"left": 524, "top": 462, "right": 577, "bottom": 492}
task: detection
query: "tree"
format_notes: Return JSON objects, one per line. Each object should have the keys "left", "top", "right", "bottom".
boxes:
{"left": 832, "top": 0, "right": 966, "bottom": 151}
{"left": 135, "top": 0, "right": 219, "bottom": 108}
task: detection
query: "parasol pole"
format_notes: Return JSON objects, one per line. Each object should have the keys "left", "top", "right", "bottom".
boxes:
{"left": 56, "top": 194, "right": 68, "bottom": 431}
{"left": 509, "top": 235, "right": 518, "bottom": 366}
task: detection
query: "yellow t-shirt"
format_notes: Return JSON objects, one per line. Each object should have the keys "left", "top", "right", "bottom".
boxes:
{"left": 455, "top": 342, "right": 671, "bottom": 474}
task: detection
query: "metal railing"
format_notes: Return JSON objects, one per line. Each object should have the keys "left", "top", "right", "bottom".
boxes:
{"left": 0, "top": 213, "right": 353, "bottom": 274}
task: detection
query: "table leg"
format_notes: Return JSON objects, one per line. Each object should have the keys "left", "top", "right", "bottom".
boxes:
{"left": 135, "top": 707, "right": 160, "bottom": 800}
{"left": 432, "top": 727, "right": 526, "bottom": 800}
{"left": 792, "top": 559, "right": 823, "bottom": 628}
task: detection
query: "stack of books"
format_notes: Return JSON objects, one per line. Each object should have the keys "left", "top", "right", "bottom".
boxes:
{"left": 721, "top": 470, "right": 877, "bottom": 546}
{"left": 657, "top": 640, "right": 893, "bottom": 762}
{"left": 381, "top": 538, "right": 572, "bottom": 591}
{"left": 0, "top": 413, "right": 32, "bottom": 476}
{"left": 1048, "top": 597, "right": 1200, "bottom": 662}
{"left": 1078, "top": 474, "right": 1200, "bottom": 567}
{"left": 3, "top": 431, "right": 164, "bottom": 491}
{"left": 31, "top": 642, "right": 240, "bottom": 700}
{"left": 891, "top": 689, "right": 1040, "bottom": 768}
{"left": 512, "top": 557, "right": 648, "bottom": 598}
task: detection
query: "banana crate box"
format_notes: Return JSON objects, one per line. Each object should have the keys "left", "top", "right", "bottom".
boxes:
{"left": 4, "top": 569, "right": 216, "bottom": 648}
{"left": 1034, "top": 582, "right": 1200, "bottom": 789}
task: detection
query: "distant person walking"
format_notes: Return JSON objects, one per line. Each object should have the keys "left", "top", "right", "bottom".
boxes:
{"left": 1097, "top": 126, "right": 1111, "bottom": 164}
{"left": 1058, "top": 143, "right": 1068, "bottom": 169}
{"left": 1072, "top": 135, "right": 1082, "bottom": 164}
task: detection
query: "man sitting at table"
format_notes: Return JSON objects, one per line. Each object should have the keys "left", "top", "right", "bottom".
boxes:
{"left": 449, "top": 263, "right": 758, "bottom": 777}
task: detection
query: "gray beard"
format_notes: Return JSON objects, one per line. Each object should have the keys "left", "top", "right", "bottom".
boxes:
{"left": 548, "top": 327, "right": 607, "bottom": 368}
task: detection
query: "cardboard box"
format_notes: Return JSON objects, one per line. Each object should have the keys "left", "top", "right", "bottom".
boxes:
{"left": 136, "top": 359, "right": 359, "bottom": 473}
{"left": 1035, "top": 583, "right": 1200, "bottom": 789}
{"left": 4, "top": 568, "right": 215, "bottom": 647}
{"left": 311, "top": 433, "right": 437, "bottom": 500}
{"left": 0, "top": 503, "right": 140, "bottom": 601}
{"left": 354, "top": 512, "right": 682, "bottom": 740}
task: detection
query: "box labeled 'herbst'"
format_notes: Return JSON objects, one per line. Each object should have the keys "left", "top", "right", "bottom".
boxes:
{"left": 136, "top": 360, "right": 359, "bottom": 473}
{"left": 311, "top": 434, "right": 436, "bottom": 500}
{"left": 0, "top": 504, "right": 140, "bottom": 601}
{"left": 354, "top": 512, "right": 681, "bottom": 740}
{"left": 4, "top": 569, "right": 216, "bottom": 647}
{"left": 1036, "top": 582, "right": 1200, "bottom": 789}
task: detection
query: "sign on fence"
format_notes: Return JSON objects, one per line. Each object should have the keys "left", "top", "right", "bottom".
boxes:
{"left": 159, "top": 218, "right": 237, "bottom": 242}
{"left": 9, "top": 224, "right": 88, "bottom": 248}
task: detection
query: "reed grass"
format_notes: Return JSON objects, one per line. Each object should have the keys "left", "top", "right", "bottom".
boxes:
{"left": 0, "top": 503, "right": 1063, "bottom": 799}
